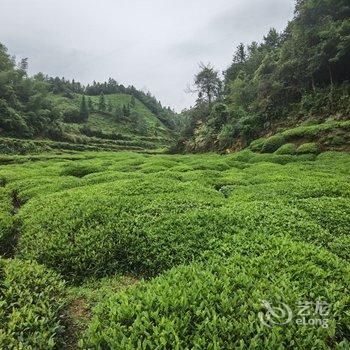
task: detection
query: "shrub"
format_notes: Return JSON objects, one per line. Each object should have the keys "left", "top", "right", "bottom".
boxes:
{"left": 60, "top": 163, "right": 101, "bottom": 178}
{"left": 1, "top": 149, "right": 349, "bottom": 348}
{"left": 323, "top": 134, "right": 345, "bottom": 147}
{"left": 249, "top": 137, "right": 266, "bottom": 152}
{"left": 217, "top": 123, "right": 237, "bottom": 149}
{"left": 0, "top": 258, "right": 65, "bottom": 349}
{"left": 82, "top": 233, "right": 350, "bottom": 349}
{"left": 17, "top": 179, "right": 224, "bottom": 280}
{"left": 261, "top": 135, "right": 285, "bottom": 153}
{"left": 297, "top": 142, "right": 320, "bottom": 154}
{"left": 228, "top": 149, "right": 254, "bottom": 162}
{"left": 274, "top": 143, "right": 297, "bottom": 155}
{"left": 0, "top": 188, "right": 14, "bottom": 256}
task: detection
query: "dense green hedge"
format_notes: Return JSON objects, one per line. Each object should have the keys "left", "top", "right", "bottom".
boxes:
{"left": 0, "top": 188, "right": 14, "bottom": 256}
{"left": 0, "top": 150, "right": 348, "bottom": 347}
{"left": 17, "top": 178, "right": 224, "bottom": 279}
{"left": 0, "top": 258, "right": 65, "bottom": 349}
{"left": 81, "top": 232, "right": 350, "bottom": 349}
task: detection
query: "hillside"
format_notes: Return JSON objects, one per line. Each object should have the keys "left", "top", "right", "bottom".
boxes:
{"left": 0, "top": 44, "right": 178, "bottom": 153}
{"left": 248, "top": 120, "right": 350, "bottom": 154}
{"left": 175, "top": 0, "right": 350, "bottom": 153}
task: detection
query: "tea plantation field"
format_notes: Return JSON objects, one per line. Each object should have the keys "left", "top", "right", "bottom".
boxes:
{"left": 0, "top": 150, "right": 349, "bottom": 349}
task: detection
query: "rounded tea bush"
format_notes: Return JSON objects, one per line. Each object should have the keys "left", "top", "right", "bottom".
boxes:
{"left": 17, "top": 178, "right": 225, "bottom": 280}
{"left": 274, "top": 143, "right": 297, "bottom": 155}
{"left": 0, "top": 258, "right": 65, "bottom": 349}
{"left": 261, "top": 135, "right": 285, "bottom": 153}
{"left": 297, "top": 142, "right": 320, "bottom": 154}
{"left": 81, "top": 233, "right": 350, "bottom": 349}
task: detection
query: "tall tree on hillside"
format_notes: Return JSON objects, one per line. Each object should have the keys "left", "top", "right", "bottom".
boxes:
{"left": 115, "top": 106, "right": 123, "bottom": 120}
{"left": 79, "top": 94, "right": 89, "bottom": 122}
{"left": 88, "top": 97, "right": 93, "bottom": 111}
{"left": 98, "top": 92, "right": 106, "bottom": 112}
{"left": 194, "top": 63, "right": 222, "bottom": 106}
{"left": 263, "top": 28, "right": 281, "bottom": 50}
{"left": 224, "top": 44, "right": 248, "bottom": 85}
{"left": 18, "top": 58, "right": 28, "bottom": 73}
{"left": 130, "top": 95, "right": 136, "bottom": 108}
{"left": 123, "top": 104, "right": 130, "bottom": 118}
{"left": 233, "top": 43, "right": 247, "bottom": 63}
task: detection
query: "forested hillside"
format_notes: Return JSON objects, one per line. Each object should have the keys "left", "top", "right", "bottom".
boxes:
{"left": 176, "top": 0, "right": 350, "bottom": 153}
{"left": 0, "top": 44, "right": 180, "bottom": 153}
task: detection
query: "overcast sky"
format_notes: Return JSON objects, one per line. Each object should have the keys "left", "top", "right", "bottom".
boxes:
{"left": 0, "top": 0, "right": 295, "bottom": 111}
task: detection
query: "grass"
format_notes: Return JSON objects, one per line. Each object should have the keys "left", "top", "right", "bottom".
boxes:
{"left": 0, "top": 149, "right": 349, "bottom": 348}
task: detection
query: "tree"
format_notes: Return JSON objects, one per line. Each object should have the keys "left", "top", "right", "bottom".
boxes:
{"left": 79, "top": 94, "right": 89, "bottom": 122}
{"left": 18, "top": 58, "right": 28, "bottom": 73}
{"left": 98, "top": 92, "right": 106, "bottom": 111}
{"left": 123, "top": 104, "right": 130, "bottom": 118}
{"left": 194, "top": 63, "right": 222, "bottom": 105}
{"left": 233, "top": 43, "right": 246, "bottom": 63}
{"left": 130, "top": 95, "right": 136, "bottom": 108}
{"left": 88, "top": 97, "right": 93, "bottom": 111}
{"left": 115, "top": 106, "right": 123, "bottom": 120}
{"left": 263, "top": 28, "right": 280, "bottom": 50}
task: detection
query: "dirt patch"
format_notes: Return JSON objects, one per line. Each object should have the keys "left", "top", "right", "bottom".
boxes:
{"left": 61, "top": 298, "right": 91, "bottom": 350}
{"left": 61, "top": 275, "right": 139, "bottom": 348}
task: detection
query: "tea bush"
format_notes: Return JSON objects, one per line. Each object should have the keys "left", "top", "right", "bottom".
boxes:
{"left": 261, "top": 135, "right": 285, "bottom": 153}
{"left": 274, "top": 143, "right": 297, "bottom": 155}
{"left": 297, "top": 142, "right": 320, "bottom": 154}
{"left": 0, "top": 258, "right": 65, "bottom": 349}
{"left": 82, "top": 232, "right": 350, "bottom": 349}
{"left": 17, "top": 179, "right": 225, "bottom": 279}
{"left": 0, "top": 188, "right": 14, "bottom": 255}
{"left": 0, "top": 149, "right": 348, "bottom": 347}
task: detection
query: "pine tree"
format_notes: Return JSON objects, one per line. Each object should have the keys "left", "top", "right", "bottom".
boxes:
{"left": 79, "top": 94, "right": 89, "bottom": 122}
{"left": 88, "top": 97, "right": 93, "bottom": 111}
{"left": 98, "top": 92, "right": 106, "bottom": 111}
{"left": 130, "top": 95, "right": 136, "bottom": 108}
{"left": 123, "top": 104, "right": 130, "bottom": 118}
{"left": 115, "top": 106, "right": 123, "bottom": 120}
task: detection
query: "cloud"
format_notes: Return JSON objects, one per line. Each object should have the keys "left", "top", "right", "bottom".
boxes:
{"left": 0, "top": 0, "right": 295, "bottom": 111}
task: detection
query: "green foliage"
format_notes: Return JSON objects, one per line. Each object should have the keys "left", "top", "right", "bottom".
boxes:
{"left": 78, "top": 94, "right": 89, "bottom": 123}
{"left": 274, "top": 143, "right": 297, "bottom": 155}
{"left": 297, "top": 142, "right": 320, "bottom": 154}
{"left": 261, "top": 135, "right": 285, "bottom": 153}
{"left": 98, "top": 92, "right": 106, "bottom": 112}
{"left": 82, "top": 232, "right": 350, "bottom": 349}
{"left": 249, "top": 137, "right": 266, "bottom": 152}
{"left": 181, "top": 0, "right": 350, "bottom": 152}
{"left": 0, "top": 188, "right": 14, "bottom": 255}
{"left": 247, "top": 120, "right": 350, "bottom": 154}
{"left": 0, "top": 258, "right": 65, "bottom": 349}
{"left": 0, "top": 147, "right": 349, "bottom": 347}
{"left": 0, "top": 42, "right": 176, "bottom": 149}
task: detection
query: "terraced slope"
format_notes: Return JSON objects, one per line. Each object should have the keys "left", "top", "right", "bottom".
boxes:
{"left": 0, "top": 93, "right": 175, "bottom": 154}
{"left": 50, "top": 93, "right": 170, "bottom": 138}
